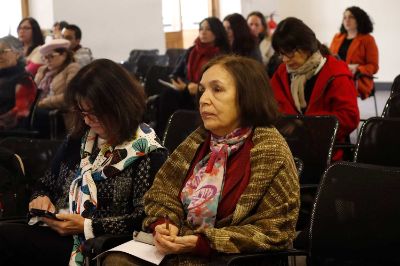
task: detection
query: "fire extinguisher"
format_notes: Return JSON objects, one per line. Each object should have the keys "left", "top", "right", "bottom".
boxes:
{"left": 268, "top": 12, "right": 277, "bottom": 35}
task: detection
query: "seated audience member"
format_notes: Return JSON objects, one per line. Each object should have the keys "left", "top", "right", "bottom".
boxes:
{"left": 102, "top": 55, "right": 300, "bottom": 265}
{"left": 330, "top": 6, "right": 379, "bottom": 99}
{"left": 0, "top": 59, "right": 168, "bottom": 266}
{"left": 34, "top": 38, "right": 80, "bottom": 137}
{"left": 52, "top": 20, "right": 69, "bottom": 39}
{"left": 223, "top": 13, "right": 262, "bottom": 62}
{"left": 62, "top": 24, "right": 93, "bottom": 67}
{"left": 155, "top": 17, "right": 230, "bottom": 137}
{"left": 247, "top": 11, "right": 274, "bottom": 66}
{"left": 0, "top": 35, "right": 36, "bottom": 130}
{"left": 270, "top": 17, "right": 360, "bottom": 160}
{"left": 17, "top": 17, "right": 44, "bottom": 76}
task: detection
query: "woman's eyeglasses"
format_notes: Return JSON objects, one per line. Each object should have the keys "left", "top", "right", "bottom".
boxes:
{"left": 277, "top": 50, "right": 296, "bottom": 60}
{"left": 41, "top": 52, "right": 61, "bottom": 61}
{"left": 76, "top": 108, "right": 99, "bottom": 122}
{"left": 0, "top": 48, "right": 12, "bottom": 55}
{"left": 17, "top": 26, "right": 32, "bottom": 31}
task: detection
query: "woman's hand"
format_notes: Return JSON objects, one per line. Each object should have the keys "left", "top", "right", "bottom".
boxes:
{"left": 29, "top": 196, "right": 55, "bottom": 212}
{"left": 155, "top": 222, "right": 179, "bottom": 237}
{"left": 187, "top": 83, "right": 199, "bottom": 95}
{"left": 170, "top": 77, "right": 187, "bottom": 91}
{"left": 37, "top": 99, "right": 44, "bottom": 108}
{"left": 154, "top": 233, "right": 198, "bottom": 255}
{"left": 348, "top": 64, "right": 359, "bottom": 74}
{"left": 42, "top": 213, "right": 85, "bottom": 236}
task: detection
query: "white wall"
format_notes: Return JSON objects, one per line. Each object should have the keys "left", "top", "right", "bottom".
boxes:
{"left": 276, "top": 0, "right": 399, "bottom": 82}
{"left": 240, "top": 0, "right": 277, "bottom": 19}
{"left": 30, "top": 0, "right": 165, "bottom": 62}
{"left": 29, "top": 0, "right": 54, "bottom": 29}
{"left": 219, "top": 0, "right": 241, "bottom": 19}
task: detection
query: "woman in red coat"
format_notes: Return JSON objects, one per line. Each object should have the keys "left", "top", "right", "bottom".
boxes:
{"left": 270, "top": 17, "right": 360, "bottom": 160}
{"left": 330, "top": 6, "right": 379, "bottom": 99}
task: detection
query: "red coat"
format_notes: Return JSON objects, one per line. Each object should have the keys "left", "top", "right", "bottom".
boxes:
{"left": 330, "top": 33, "right": 379, "bottom": 99}
{"left": 271, "top": 55, "right": 360, "bottom": 159}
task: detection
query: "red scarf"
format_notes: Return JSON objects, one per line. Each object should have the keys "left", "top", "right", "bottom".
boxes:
{"left": 187, "top": 38, "right": 220, "bottom": 82}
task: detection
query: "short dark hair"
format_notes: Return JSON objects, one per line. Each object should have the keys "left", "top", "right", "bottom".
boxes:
{"left": 65, "top": 24, "right": 82, "bottom": 40}
{"left": 272, "top": 17, "right": 323, "bottom": 55}
{"left": 200, "top": 17, "right": 230, "bottom": 53}
{"left": 247, "top": 11, "right": 268, "bottom": 37}
{"left": 53, "top": 21, "right": 69, "bottom": 30}
{"left": 65, "top": 59, "right": 146, "bottom": 145}
{"left": 340, "top": 6, "right": 373, "bottom": 34}
{"left": 200, "top": 55, "right": 279, "bottom": 127}
{"left": 18, "top": 17, "right": 44, "bottom": 56}
{"left": 223, "top": 13, "right": 258, "bottom": 56}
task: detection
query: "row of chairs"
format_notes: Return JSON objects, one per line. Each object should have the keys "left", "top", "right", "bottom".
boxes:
{"left": 121, "top": 48, "right": 186, "bottom": 82}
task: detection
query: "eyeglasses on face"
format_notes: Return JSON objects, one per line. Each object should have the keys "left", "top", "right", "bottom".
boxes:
{"left": 277, "top": 50, "right": 297, "bottom": 59}
{"left": 41, "top": 52, "right": 61, "bottom": 61}
{"left": 0, "top": 48, "right": 13, "bottom": 55}
{"left": 76, "top": 107, "right": 99, "bottom": 122}
{"left": 18, "top": 26, "right": 32, "bottom": 31}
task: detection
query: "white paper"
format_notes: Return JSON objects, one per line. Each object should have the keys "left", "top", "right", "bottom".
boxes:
{"left": 96, "top": 240, "right": 165, "bottom": 265}
{"left": 158, "top": 79, "right": 177, "bottom": 90}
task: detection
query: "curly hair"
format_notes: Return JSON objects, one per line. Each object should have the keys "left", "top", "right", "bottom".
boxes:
{"left": 340, "top": 6, "right": 373, "bottom": 34}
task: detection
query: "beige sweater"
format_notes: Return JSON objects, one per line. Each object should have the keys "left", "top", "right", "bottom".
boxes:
{"left": 143, "top": 127, "right": 300, "bottom": 265}
{"left": 35, "top": 62, "right": 80, "bottom": 109}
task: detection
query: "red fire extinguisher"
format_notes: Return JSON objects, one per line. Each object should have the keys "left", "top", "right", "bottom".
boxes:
{"left": 268, "top": 12, "right": 277, "bottom": 35}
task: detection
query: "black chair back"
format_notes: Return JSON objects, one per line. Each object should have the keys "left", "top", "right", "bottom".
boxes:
{"left": 144, "top": 65, "right": 174, "bottom": 97}
{"left": 165, "top": 48, "right": 187, "bottom": 68}
{"left": 382, "top": 94, "right": 400, "bottom": 118}
{"left": 275, "top": 115, "right": 338, "bottom": 184}
{"left": 121, "top": 49, "right": 159, "bottom": 74}
{"left": 162, "top": 110, "right": 201, "bottom": 154}
{"left": 309, "top": 162, "right": 400, "bottom": 264}
{"left": 354, "top": 117, "right": 400, "bottom": 167}
{"left": 136, "top": 54, "right": 169, "bottom": 80}
{"left": 0, "top": 137, "right": 62, "bottom": 183}
{"left": 0, "top": 137, "right": 62, "bottom": 218}
{"left": 390, "top": 74, "right": 400, "bottom": 97}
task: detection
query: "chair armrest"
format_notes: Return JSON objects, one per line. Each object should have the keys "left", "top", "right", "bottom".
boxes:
{"left": 82, "top": 234, "right": 132, "bottom": 259}
{"left": 225, "top": 249, "right": 308, "bottom": 266}
{"left": 0, "top": 130, "right": 40, "bottom": 138}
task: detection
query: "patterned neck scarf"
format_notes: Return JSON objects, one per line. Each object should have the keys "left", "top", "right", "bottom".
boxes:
{"left": 181, "top": 127, "right": 252, "bottom": 230}
{"left": 68, "top": 123, "right": 163, "bottom": 266}
{"left": 37, "top": 68, "right": 56, "bottom": 99}
{"left": 286, "top": 51, "right": 324, "bottom": 113}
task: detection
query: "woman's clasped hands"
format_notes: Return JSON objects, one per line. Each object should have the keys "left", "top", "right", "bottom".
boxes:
{"left": 154, "top": 223, "right": 198, "bottom": 255}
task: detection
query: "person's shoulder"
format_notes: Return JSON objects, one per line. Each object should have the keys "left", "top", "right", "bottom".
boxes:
{"left": 251, "top": 127, "right": 293, "bottom": 160}
{"left": 253, "top": 127, "right": 286, "bottom": 147}
{"left": 357, "top": 33, "right": 376, "bottom": 42}
{"left": 65, "top": 62, "right": 81, "bottom": 72}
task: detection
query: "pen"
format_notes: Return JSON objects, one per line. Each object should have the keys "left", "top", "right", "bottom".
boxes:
{"left": 165, "top": 214, "right": 170, "bottom": 231}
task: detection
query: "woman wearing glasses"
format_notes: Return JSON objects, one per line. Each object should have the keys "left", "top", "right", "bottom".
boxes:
{"left": 0, "top": 59, "right": 168, "bottom": 266}
{"left": 34, "top": 38, "right": 80, "bottom": 137}
{"left": 270, "top": 17, "right": 359, "bottom": 160}
{"left": 0, "top": 35, "right": 36, "bottom": 130}
{"left": 17, "top": 17, "right": 45, "bottom": 76}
